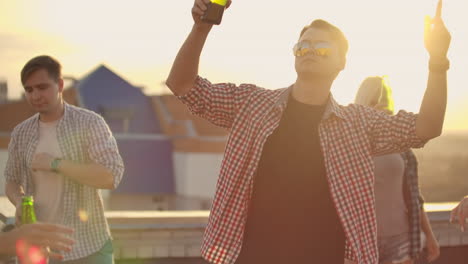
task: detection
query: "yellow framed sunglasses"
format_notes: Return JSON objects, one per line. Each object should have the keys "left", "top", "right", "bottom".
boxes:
{"left": 293, "top": 40, "right": 332, "bottom": 57}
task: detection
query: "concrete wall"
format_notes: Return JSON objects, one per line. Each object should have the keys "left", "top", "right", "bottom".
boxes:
{"left": 173, "top": 152, "right": 223, "bottom": 200}
{"left": 108, "top": 206, "right": 468, "bottom": 263}
{"left": 2, "top": 198, "right": 467, "bottom": 263}
{"left": 108, "top": 211, "right": 208, "bottom": 260}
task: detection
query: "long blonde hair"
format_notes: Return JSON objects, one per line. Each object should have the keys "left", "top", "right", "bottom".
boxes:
{"left": 354, "top": 76, "right": 394, "bottom": 114}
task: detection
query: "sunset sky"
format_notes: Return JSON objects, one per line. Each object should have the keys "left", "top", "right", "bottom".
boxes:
{"left": 1, "top": 0, "right": 467, "bottom": 130}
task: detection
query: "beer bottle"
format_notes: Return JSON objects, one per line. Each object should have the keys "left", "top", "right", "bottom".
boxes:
{"left": 19, "top": 196, "right": 48, "bottom": 264}
{"left": 21, "top": 196, "right": 37, "bottom": 225}
{"left": 201, "top": 0, "right": 228, "bottom": 25}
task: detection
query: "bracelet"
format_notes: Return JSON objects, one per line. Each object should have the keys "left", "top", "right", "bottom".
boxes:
{"left": 429, "top": 57, "right": 450, "bottom": 72}
{"left": 50, "top": 158, "right": 62, "bottom": 173}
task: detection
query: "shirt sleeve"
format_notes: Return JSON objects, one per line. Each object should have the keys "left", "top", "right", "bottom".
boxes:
{"left": 87, "top": 115, "right": 125, "bottom": 189}
{"left": 344, "top": 241, "right": 356, "bottom": 262}
{"left": 176, "top": 76, "right": 261, "bottom": 129}
{"left": 4, "top": 129, "right": 22, "bottom": 185}
{"left": 363, "top": 107, "right": 428, "bottom": 156}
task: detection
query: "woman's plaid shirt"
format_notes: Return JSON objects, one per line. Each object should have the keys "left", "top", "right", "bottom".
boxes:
{"left": 401, "top": 150, "right": 426, "bottom": 262}
{"left": 177, "top": 76, "right": 428, "bottom": 264}
{"left": 4, "top": 103, "right": 124, "bottom": 261}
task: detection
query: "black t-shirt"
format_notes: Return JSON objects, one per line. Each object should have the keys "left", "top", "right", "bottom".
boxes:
{"left": 235, "top": 95, "right": 345, "bottom": 264}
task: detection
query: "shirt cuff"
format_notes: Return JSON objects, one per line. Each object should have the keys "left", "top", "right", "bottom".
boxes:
{"left": 398, "top": 111, "right": 429, "bottom": 149}
{"left": 176, "top": 76, "right": 205, "bottom": 102}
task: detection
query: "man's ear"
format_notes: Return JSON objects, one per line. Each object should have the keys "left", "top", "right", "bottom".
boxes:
{"left": 58, "top": 78, "right": 64, "bottom": 93}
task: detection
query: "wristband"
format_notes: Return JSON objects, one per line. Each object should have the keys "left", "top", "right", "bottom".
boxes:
{"left": 429, "top": 57, "right": 450, "bottom": 72}
{"left": 51, "top": 158, "right": 62, "bottom": 173}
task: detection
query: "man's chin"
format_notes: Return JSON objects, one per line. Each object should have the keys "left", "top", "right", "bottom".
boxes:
{"left": 297, "top": 70, "right": 334, "bottom": 79}
{"left": 31, "top": 106, "right": 48, "bottom": 114}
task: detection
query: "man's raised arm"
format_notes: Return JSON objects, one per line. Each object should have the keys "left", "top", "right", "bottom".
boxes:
{"left": 416, "top": 0, "right": 451, "bottom": 140}
{"left": 166, "top": 0, "right": 231, "bottom": 96}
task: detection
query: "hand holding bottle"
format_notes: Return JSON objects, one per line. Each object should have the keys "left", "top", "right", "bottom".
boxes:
{"left": 14, "top": 223, "right": 74, "bottom": 260}
{"left": 15, "top": 200, "right": 22, "bottom": 226}
{"left": 192, "top": 0, "right": 232, "bottom": 26}
{"left": 0, "top": 223, "right": 74, "bottom": 260}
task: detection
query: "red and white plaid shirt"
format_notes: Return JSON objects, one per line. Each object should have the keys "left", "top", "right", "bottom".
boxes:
{"left": 178, "top": 76, "right": 427, "bottom": 264}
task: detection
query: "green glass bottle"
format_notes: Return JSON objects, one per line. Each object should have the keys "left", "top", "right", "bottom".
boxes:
{"left": 18, "top": 196, "right": 47, "bottom": 264}
{"left": 21, "top": 196, "right": 37, "bottom": 225}
{"left": 201, "top": 0, "right": 228, "bottom": 25}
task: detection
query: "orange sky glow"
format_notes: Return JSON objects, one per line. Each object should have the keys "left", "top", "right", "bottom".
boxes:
{"left": 1, "top": 0, "right": 467, "bottom": 130}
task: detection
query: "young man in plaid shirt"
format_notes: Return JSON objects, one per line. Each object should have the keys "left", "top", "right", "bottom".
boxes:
{"left": 4, "top": 55, "right": 124, "bottom": 263}
{"left": 166, "top": 0, "right": 451, "bottom": 263}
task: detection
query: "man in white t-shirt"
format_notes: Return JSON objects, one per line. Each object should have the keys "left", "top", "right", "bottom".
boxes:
{"left": 4, "top": 55, "right": 124, "bottom": 263}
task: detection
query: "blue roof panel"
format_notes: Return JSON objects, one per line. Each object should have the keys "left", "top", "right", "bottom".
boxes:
{"left": 77, "top": 65, "right": 161, "bottom": 134}
{"left": 115, "top": 138, "right": 175, "bottom": 194}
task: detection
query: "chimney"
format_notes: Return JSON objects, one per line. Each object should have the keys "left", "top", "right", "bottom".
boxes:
{"left": 0, "top": 80, "right": 7, "bottom": 103}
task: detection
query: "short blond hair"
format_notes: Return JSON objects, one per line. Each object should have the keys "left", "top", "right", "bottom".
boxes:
{"left": 355, "top": 76, "right": 394, "bottom": 114}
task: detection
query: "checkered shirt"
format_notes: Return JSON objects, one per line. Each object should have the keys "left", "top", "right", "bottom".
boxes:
{"left": 4, "top": 103, "right": 124, "bottom": 261}
{"left": 401, "top": 150, "right": 425, "bottom": 262}
{"left": 177, "top": 76, "right": 428, "bottom": 264}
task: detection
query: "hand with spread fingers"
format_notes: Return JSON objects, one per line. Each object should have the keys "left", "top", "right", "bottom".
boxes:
{"left": 0, "top": 223, "right": 75, "bottom": 260}
{"left": 424, "top": 0, "right": 451, "bottom": 59}
{"left": 450, "top": 196, "right": 468, "bottom": 232}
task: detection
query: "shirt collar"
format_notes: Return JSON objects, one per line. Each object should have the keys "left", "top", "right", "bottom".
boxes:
{"left": 274, "top": 86, "right": 348, "bottom": 121}
{"left": 32, "top": 101, "right": 70, "bottom": 126}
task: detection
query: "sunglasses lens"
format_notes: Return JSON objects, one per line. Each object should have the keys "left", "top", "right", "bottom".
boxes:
{"left": 293, "top": 43, "right": 300, "bottom": 56}
{"left": 314, "top": 42, "right": 331, "bottom": 56}
{"left": 293, "top": 41, "right": 310, "bottom": 57}
{"left": 316, "top": 48, "right": 330, "bottom": 56}
{"left": 294, "top": 41, "right": 332, "bottom": 57}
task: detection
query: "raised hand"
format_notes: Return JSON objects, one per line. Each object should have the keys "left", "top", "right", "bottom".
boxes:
{"left": 424, "top": 0, "right": 451, "bottom": 59}
{"left": 191, "top": 0, "right": 232, "bottom": 25}
{"left": 192, "top": 0, "right": 210, "bottom": 24}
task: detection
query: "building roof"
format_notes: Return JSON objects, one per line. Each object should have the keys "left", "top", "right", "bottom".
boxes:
{"left": 0, "top": 67, "right": 228, "bottom": 154}
{"left": 74, "top": 65, "right": 175, "bottom": 194}
{"left": 77, "top": 65, "right": 161, "bottom": 134}
{"left": 0, "top": 66, "right": 228, "bottom": 196}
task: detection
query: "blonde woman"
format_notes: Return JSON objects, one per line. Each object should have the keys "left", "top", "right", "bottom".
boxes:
{"left": 355, "top": 76, "right": 440, "bottom": 264}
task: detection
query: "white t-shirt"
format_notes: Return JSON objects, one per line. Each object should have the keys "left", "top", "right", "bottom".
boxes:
{"left": 32, "top": 119, "right": 64, "bottom": 223}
